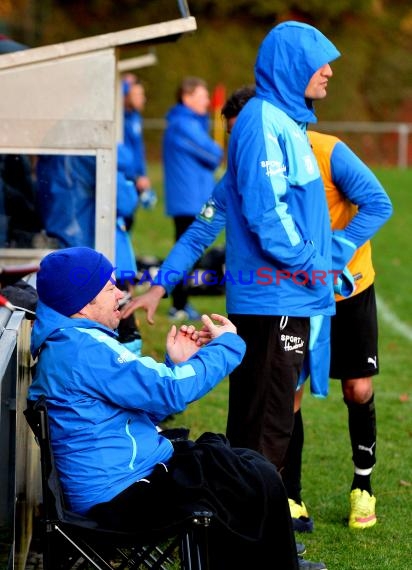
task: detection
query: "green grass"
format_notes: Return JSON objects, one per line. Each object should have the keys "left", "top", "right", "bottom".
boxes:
{"left": 131, "top": 164, "right": 412, "bottom": 569}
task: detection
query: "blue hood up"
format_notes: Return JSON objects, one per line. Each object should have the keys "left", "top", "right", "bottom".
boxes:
{"left": 255, "top": 21, "right": 341, "bottom": 124}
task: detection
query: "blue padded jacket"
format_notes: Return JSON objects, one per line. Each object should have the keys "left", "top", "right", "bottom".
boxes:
{"left": 163, "top": 103, "right": 223, "bottom": 217}
{"left": 28, "top": 301, "right": 245, "bottom": 515}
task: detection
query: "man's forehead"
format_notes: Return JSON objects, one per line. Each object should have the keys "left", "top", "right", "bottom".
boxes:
{"left": 102, "top": 276, "right": 116, "bottom": 291}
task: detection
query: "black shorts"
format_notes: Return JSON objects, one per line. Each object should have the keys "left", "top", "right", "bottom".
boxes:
{"left": 330, "top": 284, "right": 379, "bottom": 380}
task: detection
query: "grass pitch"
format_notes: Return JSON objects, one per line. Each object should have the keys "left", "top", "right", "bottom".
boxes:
{"left": 132, "top": 165, "right": 412, "bottom": 569}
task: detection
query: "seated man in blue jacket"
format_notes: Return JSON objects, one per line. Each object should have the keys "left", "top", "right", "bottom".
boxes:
{"left": 28, "top": 246, "right": 301, "bottom": 570}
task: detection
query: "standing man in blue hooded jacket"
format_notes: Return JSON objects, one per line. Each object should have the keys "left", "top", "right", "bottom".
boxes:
{"left": 163, "top": 76, "right": 224, "bottom": 321}
{"left": 130, "top": 22, "right": 340, "bottom": 476}
{"left": 221, "top": 21, "right": 340, "bottom": 476}
{"left": 125, "top": 45, "right": 342, "bottom": 562}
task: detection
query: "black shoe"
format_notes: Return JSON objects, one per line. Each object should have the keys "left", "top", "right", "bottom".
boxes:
{"left": 298, "top": 556, "right": 327, "bottom": 570}
{"left": 296, "top": 542, "right": 306, "bottom": 556}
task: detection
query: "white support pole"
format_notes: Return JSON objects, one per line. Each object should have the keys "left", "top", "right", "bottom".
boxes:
{"left": 398, "top": 123, "right": 409, "bottom": 170}
{"left": 95, "top": 148, "right": 117, "bottom": 262}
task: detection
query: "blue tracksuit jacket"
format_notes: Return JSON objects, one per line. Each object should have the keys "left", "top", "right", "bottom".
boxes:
{"left": 163, "top": 103, "right": 223, "bottom": 217}
{"left": 36, "top": 155, "right": 96, "bottom": 248}
{"left": 221, "top": 21, "right": 340, "bottom": 316}
{"left": 158, "top": 22, "right": 340, "bottom": 317}
{"left": 28, "top": 301, "right": 245, "bottom": 515}
{"left": 123, "top": 109, "right": 147, "bottom": 180}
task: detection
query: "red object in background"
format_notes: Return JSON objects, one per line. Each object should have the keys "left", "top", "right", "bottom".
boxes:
{"left": 0, "top": 294, "right": 15, "bottom": 311}
{"left": 211, "top": 84, "right": 227, "bottom": 149}
{"left": 210, "top": 83, "right": 227, "bottom": 112}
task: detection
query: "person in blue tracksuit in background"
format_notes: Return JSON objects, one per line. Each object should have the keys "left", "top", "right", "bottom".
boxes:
{"left": 28, "top": 246, "right": 302, "bottom": 570}
{"left": 163, "top": 76, "right": 224, "bottom": 321}
{"left": 122, "top": 75, "right": 157, "bottom": 230}
{"left": 36, "top": 154, "right": 96, "bottom": 248}
{"left": 123, "top": 76, "right": 150, "bottom": 192}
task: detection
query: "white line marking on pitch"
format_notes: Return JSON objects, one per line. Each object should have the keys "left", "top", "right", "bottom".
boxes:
{"left": 377, "top": 294, "right": 412, "bottom": 342}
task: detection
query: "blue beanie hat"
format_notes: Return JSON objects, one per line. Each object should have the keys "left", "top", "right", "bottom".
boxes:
{"left": 36, "top": 247, "right": 114, "bottom": 316}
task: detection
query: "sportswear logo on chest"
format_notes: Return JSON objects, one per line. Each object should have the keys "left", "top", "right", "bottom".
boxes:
{"left": 260, "top": 160, "right": 286, "bottom": 177}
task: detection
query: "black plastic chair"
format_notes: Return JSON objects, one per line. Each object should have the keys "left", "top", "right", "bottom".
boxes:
{"left": 24, "top": 397, "right": 212, "bottom": 570}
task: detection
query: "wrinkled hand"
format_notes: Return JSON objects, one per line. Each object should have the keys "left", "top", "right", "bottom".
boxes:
{"left": 166, "top": 314, "right": 237, "bottom": 363}
{"left": 194, "top": 313, "right": 237, "bottom": 346}
{"left": 166, "top": 323, "right": 202, "bottom": 363}
{"left": 120, "top": 285, "right": 165, "bottom": 323}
